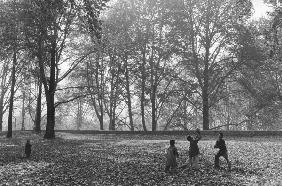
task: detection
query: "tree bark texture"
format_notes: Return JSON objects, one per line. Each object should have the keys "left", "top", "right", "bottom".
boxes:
{"left": 7, "top": 50, "right": 17, "bottom": 138}
{"left": 34, "top": 80, "right": 42, "bottom": 133}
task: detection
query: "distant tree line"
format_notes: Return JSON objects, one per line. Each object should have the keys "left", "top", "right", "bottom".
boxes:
{"left": 0, "top": 0, "right": 282, "bottom": 138}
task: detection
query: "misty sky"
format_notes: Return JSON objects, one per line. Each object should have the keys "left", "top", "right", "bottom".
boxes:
{"left": 252, "top": 0, "right": 273, "bottom": 19}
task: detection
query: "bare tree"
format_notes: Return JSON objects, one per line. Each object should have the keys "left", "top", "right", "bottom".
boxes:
{"left": 21, "top": 0, "right": 107, "bottom": 138}
{"left": 169, "top": 0, "right": 252, "bottom": 130}
{"left": 0, "top": 57, "right": 12, "bottom": 131}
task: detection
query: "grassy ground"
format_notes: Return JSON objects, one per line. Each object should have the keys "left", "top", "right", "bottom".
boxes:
{"left": 0, "top": 132, "right": 281, "bottom": 185}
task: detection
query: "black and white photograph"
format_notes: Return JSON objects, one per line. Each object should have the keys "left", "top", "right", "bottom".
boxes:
{"left": 0, "top": 0, "right": 281, "bottom": 185}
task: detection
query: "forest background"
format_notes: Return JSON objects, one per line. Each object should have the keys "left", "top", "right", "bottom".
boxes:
{"left": 0, "top": 0, "right": 282, "bottom": 139}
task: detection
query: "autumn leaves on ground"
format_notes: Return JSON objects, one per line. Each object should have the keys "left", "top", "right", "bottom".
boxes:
{"left": 0, "top": 132, "right": 281, "bottom": 185}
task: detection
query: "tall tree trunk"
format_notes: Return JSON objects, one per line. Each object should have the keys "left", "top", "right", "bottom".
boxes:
{"left": 99, "top": 100, "right": 104, "bottom": 130}
{"left": 202, "top": 67, "right": 209, "bottom": 130}
{"left": 0, "top": 91, "right": 5, "bottom": 132}
{"left": 150, "top": 52, "right": 157, "bottom": 132}
{"left": 96, "top": 47, "right": 105, "bottom": 130}
{"left": 97, "top": 56, "right": 104, "bottom": 130}
{"left": 108, "top": 103, "right": 115, "bottom": 131}
{"left": 141, "top": 48, "right": 147, "bottom": 131}
{"left": 21, "top": 90, "right": 26, "bottom": 131}
{"left": 108, "top": 84, "right": 118, "bottom": 131}
{"left": 124, "top": 56, "right": 134, "bottom": 131}
{"left": 86, "top": 59, "right": 104, "bottom": 130}
{"left": 0, "top": 61, "right": 8, "bottom": 132}
{"left": 108, "top": 57, "right": 121, "bottom": 131}
{"left": 91, "top": 97, "right": 104, "bottom": 130}
{"left": 7, "top": 49, "right": 17, "bottom": 138}
{"left": 151, "top": 86, "right": 157, "bottom": 131}
{"left": 0, "top": 103, "right": 3, "bottom": 132}
{"left": 226, "top": 97, "right": 231, "bottom": 131}
{"left": 141, "top": 86, "right": 146, "bottom": 131}
{"left": 44, "top": 96, "right": 55, "bottom": 138}
{"left": 44, "top": 36, "right": 57, "bottom": 139}
{"left": 202, "top": 13, "right": 211, "bottom": 131}
{"left": 34, "top": 80, "right": 42, "bottom": 133}
{"left": 76, "top": 98, "right": 82, "bottom": 130}
{"left": 112, "top": 96, "right": 117, "bottom": 130}
{"left": 108, "top": 68, "right": 115, "bottom": 131}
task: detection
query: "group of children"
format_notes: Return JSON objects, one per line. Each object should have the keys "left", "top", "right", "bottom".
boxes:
{"left": 23, "top": 132, "right": 230, "bottom": 172}
{"left": 165, "top": 130, "right": 231, "bottom": 173}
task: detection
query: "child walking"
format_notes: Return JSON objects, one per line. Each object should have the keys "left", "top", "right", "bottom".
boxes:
{"left": 165, "top": 140, "right": 179, "bottom": 173}
{"left": 214, "top": 132, "right": 231, "bottom": 170}
{"left": 25, "top": 140, "right": 32, "bottom": 158}
{"left": 187, "top": 129, "right": 201, "bottom": 169}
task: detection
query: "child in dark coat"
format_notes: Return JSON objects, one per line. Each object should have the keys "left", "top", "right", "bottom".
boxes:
{"left": 25, "top": 140, "right": 32, "bottom": 158}
{"left": 214, "top": 132, "right": 231, "bottom": 170}
{"left": 187, "top": 129, "right": 201, "bottom": 169}
{"left": 165, "top": 140, "right": 179, "bottom": 173}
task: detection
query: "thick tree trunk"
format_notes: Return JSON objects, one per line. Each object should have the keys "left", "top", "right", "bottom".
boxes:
{"left": 0, "top": 94, "right": 4, "bottom": 132}
{"left": 108, "top": 70, "right": 115, "bottom": 131}
{"left": 0, "top": 62, "right": 8, "bottom": 132}
{"left": 124, "top": 57, "right": 134, "bottom": 131}
{"left": 21, "top": 91, "right": 26, "bottom": 131}
{"left": 141, "top": 49, "right": 147, "bottom": 131}
{"left": 140, "top": 91, "right": 146, "bottom": 131}
{"left": 92, "top": 97, "right": 104, "bottom": 130}
{"left": 34, "top": 80, "right": 42, "bottom": 133}
{"left": 44, "top": 36, "right": 57, "bottom": 139}
{"left": 44, "top": 95, "right": 55, "bottom": 139}
{"left": 109, "top": 88, "right": 118, "bottom": 131}
{"left": 87, "top": 59, "right": 104, "bottom": 130}
{"left": 98, "top": 79, "right": 104, "bottom": 130}
{"left": 98, "top": 61, "right": 104, "bottom": 130}
{"left": 112, "top": 98, "right": 117, "bottom": 130}
{"left": 108, "top": 90, "right": 113, "bottom": 130}
{"left": 99, "top": 100, "right": 104, "bottom": 130}
{"left": 108, "top": 105, "right": 115, "bottom": 131}
{"left": 0, "top": 108, "right": 3, "bottom": 132}
{"left": 202, "top": 63, "right": 210, "bottom": 130}
{"left": 7, "top": 50, "right": 17, "bottom": 138}
{"left": 150, "top": 56, "right": 157, "bottom": 132}
{"left": 151, "top": 88, "right": 157, "bottom": 131}
{"left": 98, "top": 113, "right": 103, "bottom": 130}
{"left": 202, "top": 17, "right": 210, "bottom": 131}
{"left": 202, "top": 89, "right": 209, "bottom": 130}
{"left": 141, "top": 89, "right": 146, "bottom": 131}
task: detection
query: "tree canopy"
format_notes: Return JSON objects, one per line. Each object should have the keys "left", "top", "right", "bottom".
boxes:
{"left": 0, "top": 0, "right": 281, "bottom": 136}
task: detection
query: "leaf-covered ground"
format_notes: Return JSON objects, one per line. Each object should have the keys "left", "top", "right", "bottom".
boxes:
{"left": 0, "top": 132, "right": 282, "bottom": 185}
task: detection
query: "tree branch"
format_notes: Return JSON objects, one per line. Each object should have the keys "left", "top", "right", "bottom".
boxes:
{"left": 55, "top": 93, "right": 91, "bottom": 108}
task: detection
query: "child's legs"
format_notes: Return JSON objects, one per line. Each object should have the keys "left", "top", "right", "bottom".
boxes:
{"left": 222, "top": 152, "right": 231, "bottom": 169}
{"left": 189, "top": 156, "right": 193, "bottom": 167}
{"left": 165, "top": 160, "right": 171, "bottom": 172}
{"left": 214, "top": 151, "right": 221, "bottom": 167}
{"left": 193, "top": 155, "right": 200, "bottom": 169}
{"left": 25, "top": 151, "right": 31, "bottom": 158}
{"left": 222, "top": 152, "right": 229, "bottom": 162}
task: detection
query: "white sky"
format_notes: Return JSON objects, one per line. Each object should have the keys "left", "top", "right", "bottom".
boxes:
{"left": 252, "top": 0, "right": 273, "bottom": 19}
{"left": 108, "top": 0, "right": 273, "bottom": 19}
